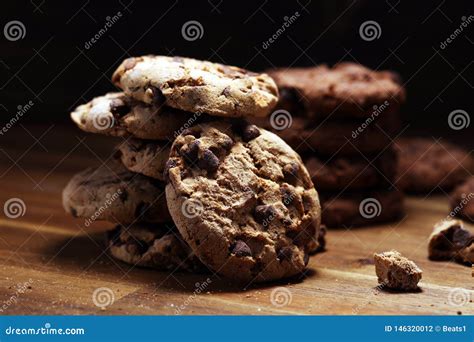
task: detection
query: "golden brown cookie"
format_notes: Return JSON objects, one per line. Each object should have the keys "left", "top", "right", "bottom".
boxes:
{"left": 320, "top": 190, "right": 404, "bottom": 228}
{"left": 71, "top": 92, "right": 204, "bottom": 140}
{"left": 112, "top": 56, "right": 279, "bottom": 118}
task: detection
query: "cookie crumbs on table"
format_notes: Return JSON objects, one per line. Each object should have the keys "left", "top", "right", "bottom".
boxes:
{"left": 374, "top": 250, "right": 422, "bottom": 291}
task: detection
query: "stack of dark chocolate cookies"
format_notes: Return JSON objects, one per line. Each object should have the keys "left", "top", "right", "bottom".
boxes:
{"left": 252, "top": 63, "right": 407, "bottom": 228}
{"left": 62, "top": 56, "right": 324, "bottom": 282}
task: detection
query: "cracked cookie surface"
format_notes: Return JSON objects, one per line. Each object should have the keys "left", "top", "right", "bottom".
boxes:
{"left": 107, "top": 223, "right": 205, "bottom": 272}
{"left": 71, "top": 92, "right": 201, "bottom": 140}
{"left": 165, "top": 121, "right": 321, "bottom": 282}
{"left": 62, "top": 161, "right": 170, "bottom": 225}
{"left": 112, "top": 56, "right": 279, "bottom": 118}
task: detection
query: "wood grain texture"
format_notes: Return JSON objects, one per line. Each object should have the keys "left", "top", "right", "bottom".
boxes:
{"left": 0, "top": 124, "right": 473, "bottom": 315}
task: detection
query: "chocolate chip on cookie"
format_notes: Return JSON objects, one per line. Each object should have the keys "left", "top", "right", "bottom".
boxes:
{"left": 165, "top": 122, "right": 321, "bottom": 282}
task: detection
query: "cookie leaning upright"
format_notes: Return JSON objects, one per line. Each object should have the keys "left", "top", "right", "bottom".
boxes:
{"left": 112, "top": 56, "right": 279, "bottom": 118}
{"left": 165, "top": 121, "right": 321, "bottom": 282}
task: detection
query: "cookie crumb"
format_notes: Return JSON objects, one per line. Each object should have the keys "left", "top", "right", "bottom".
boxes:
{"left": 374, "top": 250, "right": 422, "bottom": 291}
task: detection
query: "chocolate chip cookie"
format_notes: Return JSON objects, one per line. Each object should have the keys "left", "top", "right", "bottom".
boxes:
{"left": 62, "top": 161, "right": 170, "bottom": 225}
{"left": 116, "top": 139, "right": 170, "bottom": 181}
{"left": 449, "top": 177, "right": 474, "bottom": 222}
{"left": 320, "top": 190, "right": 404, "bottom": 228}
{"left": 71, "top": 92, "right": 202, "bottom": 140}
{"left": 267, "top": 62, "right": 405, "bottom": 119}
{"left": 165, "top": 121, "right": 321, "bottom": 282}
{"left": 305, "top": 148, "right": 397, "bottom": 191}
{"left": 107, "top": 223, "right": 204, "bottom": 272}
{"left": 395, "top": 138, "right": 474, "bottom": 193}
{"left": 251, "top": 112, "right": 400, "bottom": 156}
{"left": 112, "top": 56, "right": 279, "bottom": 118}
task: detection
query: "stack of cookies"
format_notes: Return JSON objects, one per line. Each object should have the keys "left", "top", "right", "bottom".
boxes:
{"left": 63, "top": 56, "right": 324, "bottom": 282}
{"left": 251, "top": 62, "right": 406, "bottom": 228}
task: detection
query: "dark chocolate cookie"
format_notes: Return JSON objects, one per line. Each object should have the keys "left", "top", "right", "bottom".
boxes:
{"left": 251, "top": 111, "right": 400, "bottom": 156}
{"left": 112, "top": 56, "right": 279, "bottom": 118}
{"left": 320, "top": 190, "right": 404, "bottom": 228}
{"left": 305, "top": 148, "right": 397, "bottom": 191}
{"left": 267, "top": 62, "right": 405, "bottom": 119}
{"left": 395, "top": 138, "right": 474, "bottom": 193}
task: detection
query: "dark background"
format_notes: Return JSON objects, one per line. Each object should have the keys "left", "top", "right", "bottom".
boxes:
{"left": 0, "top": 0, "right": 472, "bottom": 135}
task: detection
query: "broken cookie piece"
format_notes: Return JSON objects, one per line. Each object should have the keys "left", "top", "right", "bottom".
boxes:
{"left": 374, "top": 250, "right": 422, "bottom": 291}
{"left": 428, "top": 219, "right": 473, "bottom": 265}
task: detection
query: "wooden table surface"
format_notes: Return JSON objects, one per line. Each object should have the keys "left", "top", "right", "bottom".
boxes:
{"left": 0, "top": 124, "right": 473, "bottom": 315}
